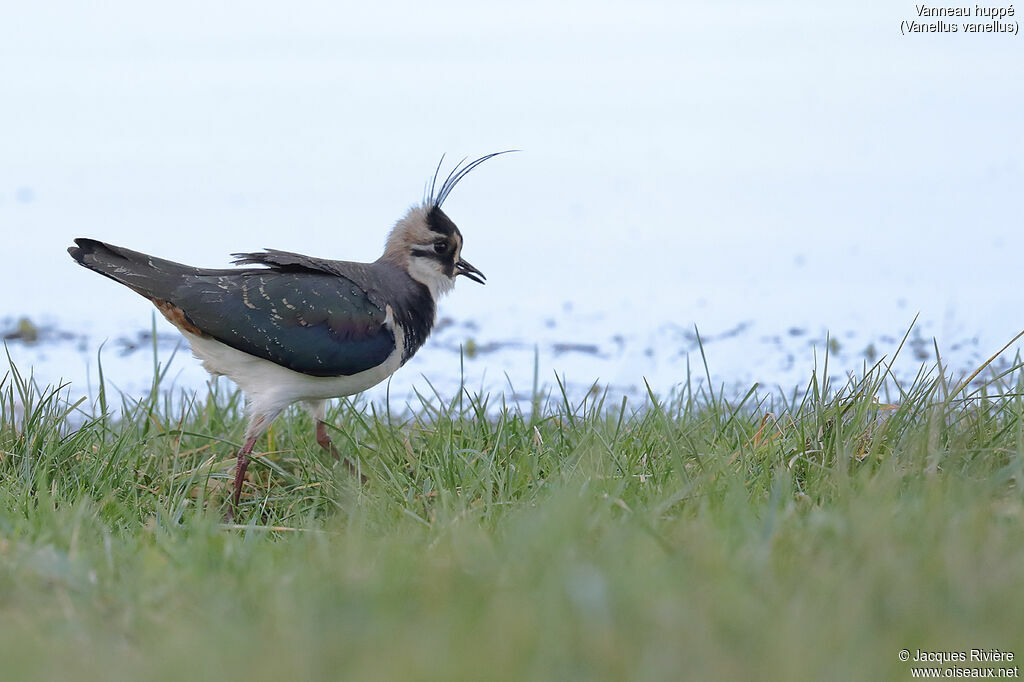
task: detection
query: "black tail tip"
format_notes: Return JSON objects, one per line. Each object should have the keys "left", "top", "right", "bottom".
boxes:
{"left": 68, "top": 237, "right": 102, "bottom": 263}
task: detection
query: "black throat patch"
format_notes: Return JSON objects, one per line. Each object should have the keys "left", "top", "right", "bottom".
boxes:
{"left": 390, "top": 280, "right": 436, "bottom": 364}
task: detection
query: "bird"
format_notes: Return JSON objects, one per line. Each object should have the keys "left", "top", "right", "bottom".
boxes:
{"left": 68, "top": 152, "right": 510, "bottom": 514}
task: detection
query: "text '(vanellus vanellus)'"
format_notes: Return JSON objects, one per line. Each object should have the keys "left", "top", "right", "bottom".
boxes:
{"left": 68, "top": 152, "right": 512, "bottom": 515}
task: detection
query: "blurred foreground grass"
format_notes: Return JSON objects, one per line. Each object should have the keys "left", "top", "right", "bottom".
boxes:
{"left": 1, "top": 333, "right": 1024, "bottom": 681}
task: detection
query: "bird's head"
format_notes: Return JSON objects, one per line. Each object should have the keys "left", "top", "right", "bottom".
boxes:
{"left": 381, "top": 204, "right": 484, "bottom": 299}
{"left": 380, "top": 152, "right": 514, "bottom": 299}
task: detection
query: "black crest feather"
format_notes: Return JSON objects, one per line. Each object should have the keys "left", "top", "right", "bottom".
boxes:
{"left": 426, "top": 150, "right": 518, "bottom": 207}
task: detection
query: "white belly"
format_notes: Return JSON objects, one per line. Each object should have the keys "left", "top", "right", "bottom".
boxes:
{"left": 182, "top": 325, "right": 404, "bottom": 415}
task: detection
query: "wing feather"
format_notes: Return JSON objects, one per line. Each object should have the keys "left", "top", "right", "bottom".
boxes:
{"left": 172, "top": 271, "right": 395, "bottom": 377}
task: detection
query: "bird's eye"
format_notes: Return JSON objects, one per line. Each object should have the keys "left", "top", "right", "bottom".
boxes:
{"left": 433, "top": 241, "right": 447, "bottom": 254}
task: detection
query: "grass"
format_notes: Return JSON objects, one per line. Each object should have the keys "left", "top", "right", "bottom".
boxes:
{"left": 2, "top": 331, "right": 1024, "bottom": 681}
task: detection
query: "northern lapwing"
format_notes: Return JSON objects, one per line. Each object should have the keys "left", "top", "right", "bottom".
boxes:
{"left": 68, "top": 152, "right": 508, "bottom": 514}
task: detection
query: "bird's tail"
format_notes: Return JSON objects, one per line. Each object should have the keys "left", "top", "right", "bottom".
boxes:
{"left": 68, "top": 238, "right": 196, "bottom": 302}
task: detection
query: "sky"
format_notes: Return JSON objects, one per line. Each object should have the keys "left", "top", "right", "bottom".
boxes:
{"left": 2, "top": 1, "right": 1022, "bottom": 404}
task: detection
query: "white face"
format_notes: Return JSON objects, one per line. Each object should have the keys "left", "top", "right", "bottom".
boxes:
{"left": 407, "top": 253, "right": 457, "bottom": 299}
{"left": 406, "top": 224, "right": 463, "bottom": 298}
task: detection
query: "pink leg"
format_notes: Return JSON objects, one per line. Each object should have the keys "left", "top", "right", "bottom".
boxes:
{"left": 232, "top": 435, "right": 258, "bottom": 506}
{"left": 224, "top": 408, "right": 283, "bottom": 520}
{"left": 315, "top": 420, "right": 341, "bottom": 459}
{"left": 315, "top": 420, "right": 367, "bottom": 484}
{"left": 227, "top": 434, "right": 258, "bottom": 518}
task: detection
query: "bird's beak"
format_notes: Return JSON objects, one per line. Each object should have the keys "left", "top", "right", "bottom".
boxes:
{"left": 456, "top": 258, "right": 486, "bottom": 284}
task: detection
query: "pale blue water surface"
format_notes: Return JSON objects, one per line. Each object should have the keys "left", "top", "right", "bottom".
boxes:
{"left": 2, "top": 1, "right": 1022, "bottom": 408}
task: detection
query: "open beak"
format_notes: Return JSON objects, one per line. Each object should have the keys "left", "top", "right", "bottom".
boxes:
{"left": 456, "top": 258, "right": 486, "bottom": 284}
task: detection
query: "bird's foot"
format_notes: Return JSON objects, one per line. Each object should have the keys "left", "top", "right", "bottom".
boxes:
{"left": 316, "top": 421, "right": 369, "bottom": 485}
{"left": 224, "top": 436, "right": 257, "bottom": 524}
{"left": 342, "top": 457, "right": 369, "bottom": 485}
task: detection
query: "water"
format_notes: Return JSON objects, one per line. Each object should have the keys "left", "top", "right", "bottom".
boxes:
{"left": 3, "top": 1, "right": 1023, "bottom": 409}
